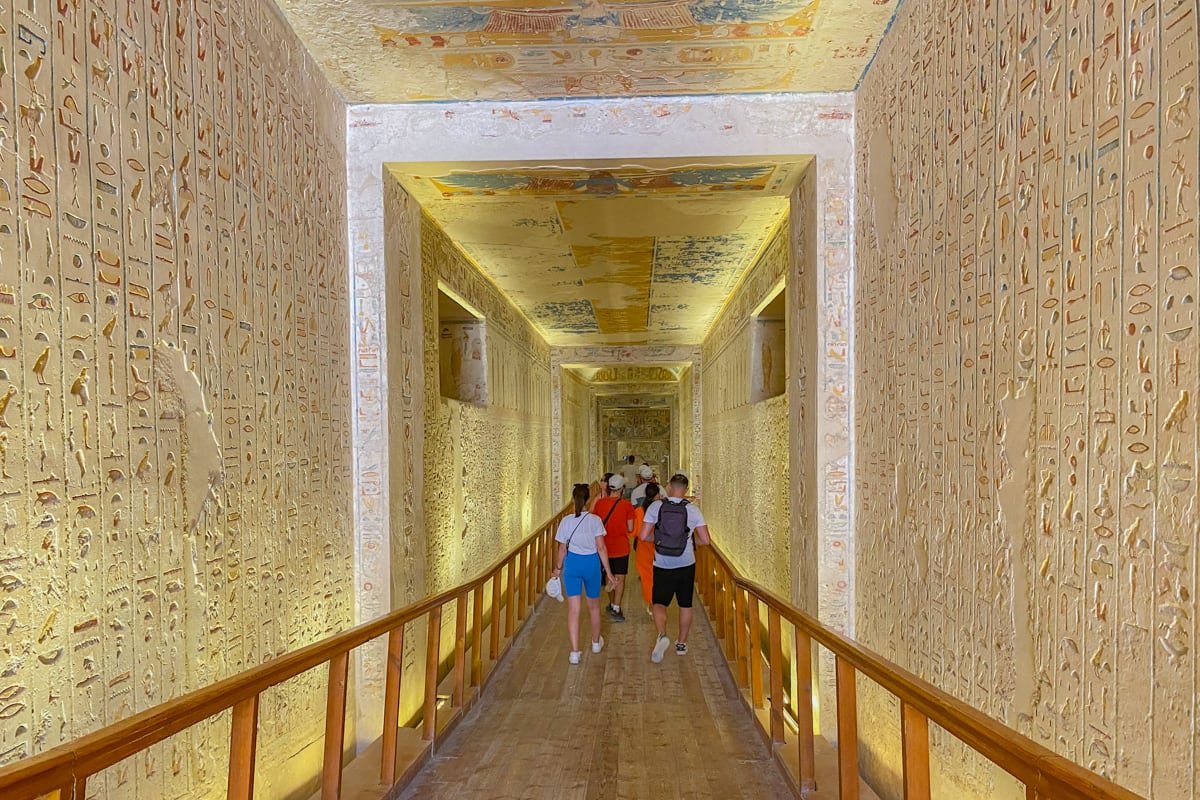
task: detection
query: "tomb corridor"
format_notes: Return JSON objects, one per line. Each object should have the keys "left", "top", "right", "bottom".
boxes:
{"left": 0, "top": 0, "right": 1195, "bottom": 796}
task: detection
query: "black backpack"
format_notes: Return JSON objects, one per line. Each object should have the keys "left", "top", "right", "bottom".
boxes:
{"left": 653, "top": 500, "right": 691, "bottom": 557}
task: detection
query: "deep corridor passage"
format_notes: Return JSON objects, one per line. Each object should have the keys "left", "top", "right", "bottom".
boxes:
{"left": 399, "top": 571, "right": 793, "bottom": 799}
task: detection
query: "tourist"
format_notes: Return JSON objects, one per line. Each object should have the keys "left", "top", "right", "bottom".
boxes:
{"left": 632, "top": 482, "right": 660, "bottom": 616}
{"left": 553, "top": 483, "right": 616, "bottom": 664}
{"left": 618, "top": 455, "right": 640, "bottom": 499}
{"left": 638, "top": 473, "right": 710, "bottom": 662}
{"left": 588, "top": 472, "right": 615, "bottom": 511}
{"left": 592, "top": 473, "right": 634, "bottom": 622}
{"left": 630, "top": 463, "right": 656, "bottom": 505}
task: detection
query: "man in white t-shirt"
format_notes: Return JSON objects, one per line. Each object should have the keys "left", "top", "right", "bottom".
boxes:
{"left": 629, "top": 463, "right": 656, "bottom": 506}
{"left": 618, "top": 456, "right": 640, "bottom": 499}
{"left": 638, "top": 472, "right": 710, "bottom": 663}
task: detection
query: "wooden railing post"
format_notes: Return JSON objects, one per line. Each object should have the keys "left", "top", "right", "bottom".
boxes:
{"left": 748, "top": 593, "right": 764, "bottom": 708}
{"left": 453, "top": 594, "right": 468, "bottom": 707}
{"left": 734, "top": 587, "right": 749, "bottom": 687}
{"left": 539, "top": 529, "right": 549, "bottom": 589}
{"left": 504, "top": 560, "right": 516, "bottom": 640}
{"left": 227, "top": 695, "right": 260, "bottom": 800}
{"left": 714, "top": 563, "right": 726, "bottom": 641}
{"left": 724, "top": 566, "right": 737, "bottom": 661}
{"left": 836, "top": 656, "right": 859, "bottom": 800}
{"left": 901, "top": 702, "right": 931, "bottom": 800}
{"left": 423, "top": 606, "right": 442, "bottom": 742}
{"left": 708, "top": 556, "right": 717, "bottom": 608}
{"left": 58, "top": 777, "right": 86, "bottom": 800}
{"left": 322, "top": 653, "right": 350, "bottom": 799}
{"left": 471, "top": 584, "right": 484, "bottom": 687}
{"left": 490, "top": 573, "right": 502, "bottom": 659}
{"left": 795, "top": 628, "right": 817, "bottom": 792}
{"left": 520, "top": 543, "right": 532, "bottom": 620}
{"left": 380, "top": 626, "right": 405, "bottom": 785}
{"left": 768, "top": 608, "right": 785, "bottom": 743}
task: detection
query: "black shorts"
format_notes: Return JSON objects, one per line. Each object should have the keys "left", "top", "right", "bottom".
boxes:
{"left": 652, "top": 563, "right": 696, "bottom": 608}
{"left": 606, "top": 555, "right": 629, "bottom": 576}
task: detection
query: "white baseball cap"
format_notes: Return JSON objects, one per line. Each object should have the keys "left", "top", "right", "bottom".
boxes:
{"left": 639, "top": 465, "right": 654, "bottom": 479}
{"left": 607, "top": 474, "right": 625, "bottom": 490}
{"left": 546, "top": 576, "right": 564, "bottom": 602}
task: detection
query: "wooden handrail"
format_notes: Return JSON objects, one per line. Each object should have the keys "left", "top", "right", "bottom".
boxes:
{"left": 0, "top": 494, "right": 583, "bottom": 800}
{"left": 696, "top": 542, "right": 1145, "bottom": 800}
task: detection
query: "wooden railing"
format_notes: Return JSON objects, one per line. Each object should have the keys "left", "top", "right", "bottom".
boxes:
{"left": 0, "top": 500, "right": 579, "bottom": 800}
{"left": 695, "top": 543, "right": 1145, "bottom": 800}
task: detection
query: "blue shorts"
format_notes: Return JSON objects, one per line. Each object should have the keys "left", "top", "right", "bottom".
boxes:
{"left": 562, "top": 551, "right": 601, "bottom": 599}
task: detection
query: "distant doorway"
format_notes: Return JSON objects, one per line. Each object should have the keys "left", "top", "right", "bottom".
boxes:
{"left": 602, "top": 406, "right": 673, "bottom": 478}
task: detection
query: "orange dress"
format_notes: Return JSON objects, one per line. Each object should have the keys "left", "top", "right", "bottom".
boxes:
{"left": 632, "top": 506, "right": 655, "bottom": 604}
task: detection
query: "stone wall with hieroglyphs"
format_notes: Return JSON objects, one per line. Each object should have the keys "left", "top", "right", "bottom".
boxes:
{"left": 560, "top": 368, "right": 594, "bottom": 503}
{"left": 0, "top": 0, "right": 350, "bottom": 795}
{"left": 701, "top": 224, "right": 792, "bottom": 597}
{"left": 421, "top": 216, "right": 553, "bottom": 594}
{"left": 678, "top": 365, "right": 695, "bottom": 477}
{"left": 855, "top": 0, "right": 1199, "bottom": 796}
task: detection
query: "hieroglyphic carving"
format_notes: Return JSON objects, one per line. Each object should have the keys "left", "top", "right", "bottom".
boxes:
{"left": 1058, "top": 0, "right": 1090, "bottom": 771}
{"left": 420, "top": 214, "right": 552, "bottom": 595}
{"left": 701, "top": 224, "right": 790, "bottom": 596}
{"left": 1156, "top": 0, "right": 1198, "bottom": 792}
{"left": 856, "top": 0, "right": 1199, "bottom": 795}
{"left": 1118, "top": 0, "right": 1159, "bottom": 789}
{"left": 0, "top": 0, "right": 349, "bottom": 793}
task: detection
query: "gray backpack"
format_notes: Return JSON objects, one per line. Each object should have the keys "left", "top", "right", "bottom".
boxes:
{"left": 653, "top": 500, "right": 691, "bottom": 557}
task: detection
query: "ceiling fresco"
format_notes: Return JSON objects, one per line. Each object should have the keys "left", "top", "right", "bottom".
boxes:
{"left": 390, "top": 158, "right": 808, "bottom": 347}
{"left": 276, "top": 0, "right": 896, "bottom": 101}
{"left": 566, "top": 365, "right": 686, "bottom": 382}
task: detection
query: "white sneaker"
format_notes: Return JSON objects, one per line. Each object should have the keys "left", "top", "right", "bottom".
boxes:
{"left": 675, "top": 641, "right": 688, "bottom": 656}
{"left": 569, "top": 651, "right": 582, "bottom": 665}
{"left": 651, "top": 634, "right": 670, "bottom": 663}
{"left": 592, "top": 636, "right": 605, "bottom": 654}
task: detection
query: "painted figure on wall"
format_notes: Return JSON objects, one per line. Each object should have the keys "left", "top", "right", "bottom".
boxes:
{"left": 440, "top": 321, "right": 487, "bottom": 403}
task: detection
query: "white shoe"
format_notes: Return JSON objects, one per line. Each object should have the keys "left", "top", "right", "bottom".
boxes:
{"left": 675, "top": 641, "right": 688, "bottom": 656}
{"left": 592, "top": 636, "right": 605, "bottom": 654}
{"left": 651, "top": 634, "right": 670, "bottom": 663}
{"left": 569, "top": 651, "right": 582, "bottom": 665}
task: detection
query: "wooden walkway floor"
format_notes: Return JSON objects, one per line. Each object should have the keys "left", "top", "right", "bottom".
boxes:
{"left": 399, "top": 572, "right": 794, "bottom": 800}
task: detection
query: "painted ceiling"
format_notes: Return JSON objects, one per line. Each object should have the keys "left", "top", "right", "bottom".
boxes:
{"left": 276, "top": 0, "right": 896, "bottom": 101}
{"left": 566, "top": 365, "right": 686, "bottom": 382}
{"left": 390, "top": 157, "right": 809, "bottom": 347}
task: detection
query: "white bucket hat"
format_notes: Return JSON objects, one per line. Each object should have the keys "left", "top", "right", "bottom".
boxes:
{"left": 546, "top": 575, "right": 564, "bottom": 602}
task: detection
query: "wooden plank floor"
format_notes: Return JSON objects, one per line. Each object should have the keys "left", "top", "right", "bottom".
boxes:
{"left": 399, "top": 571, "right": 794, "bottom": 800}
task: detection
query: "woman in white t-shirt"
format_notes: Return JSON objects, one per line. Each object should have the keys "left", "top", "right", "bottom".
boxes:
{"left": 553, "top": 483, "right": 615, "bottom": 664}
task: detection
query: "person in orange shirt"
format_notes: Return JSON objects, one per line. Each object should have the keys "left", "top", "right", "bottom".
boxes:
{"left": 591, "top": 473, "right": 635, "bottom": 622}
{"left": 632, "top": 482, "right": 660, "bottom": 615}
{"left": 587, "top": 472, "right": 615, "bottom": 512}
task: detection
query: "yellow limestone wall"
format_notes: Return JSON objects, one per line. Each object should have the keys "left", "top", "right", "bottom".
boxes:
{"left": 855, "top": 0, "right": 1199, "bottom": 797}
{"left": 421, "top": 217, "right": 553, "bottom": 594}
{"left": 560, "top": 368, "right": 594, "bottom": 503}
{"left": 678, "top": 365, "right": 695, "bottom": 477}
{"left": 701, "top": 225, "right": 792, "bottom": 597}
{"left": 0, "top": 0, "right": 350, "bottom": 795}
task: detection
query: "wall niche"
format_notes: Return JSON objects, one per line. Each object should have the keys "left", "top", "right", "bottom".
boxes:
{"left": 438, "top": 286, "right": 488, "bottom": 405}
{"left": 751, "top": 283, "right": 787, "bottom": 403}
